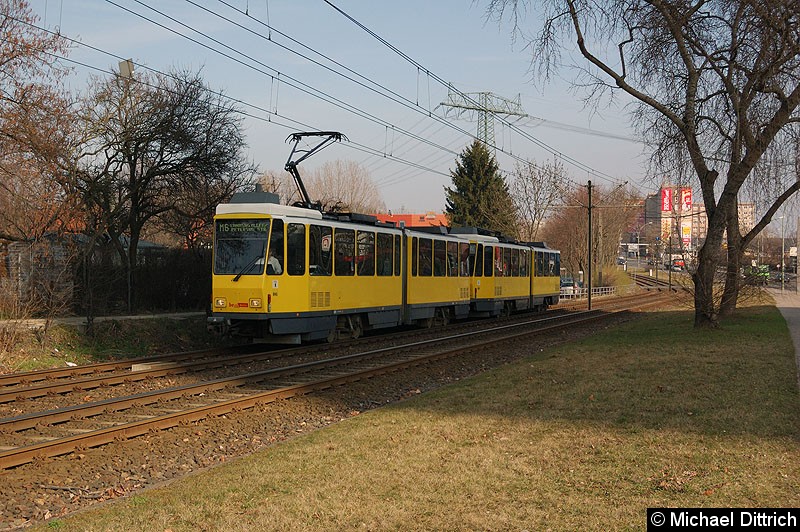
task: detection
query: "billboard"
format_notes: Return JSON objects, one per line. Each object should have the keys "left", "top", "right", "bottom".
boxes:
{"left": 661, "top": 188, "right": 672, "bottom": 212}
{"left": 680, "top": 188, "right": 692, "bottom": 212}
{"left": 681, "top": 223, "right": 692, "bottom": 245}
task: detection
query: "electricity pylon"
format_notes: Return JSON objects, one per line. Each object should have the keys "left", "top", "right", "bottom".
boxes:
{"left": 440, "top": 90, "right": 527, "bottom": 148}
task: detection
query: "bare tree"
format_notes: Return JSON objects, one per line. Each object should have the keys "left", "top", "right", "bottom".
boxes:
{"left": 0, "top": 0, "right": 76, "bottom": 243}
{"left": 488, "top": 0, "right": 800, "bottom": 327}
{"left": 510, "top": 159, "right": 566, "bottom": 241}
{"left": 306, "top": 160, "right": 387, "bottom": 213}
{"left": 258, "top": 169, "right": 300, "bottom": 205}
{"left": 74, "top": 68, "right": 256, "bottom": 310}
{"left": 541, "top": 183, "right": 639, "bottom": 286}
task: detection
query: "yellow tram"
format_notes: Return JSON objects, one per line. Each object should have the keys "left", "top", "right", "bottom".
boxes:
{"left": 207, "top": 131, "right": 560, "bottom": 344}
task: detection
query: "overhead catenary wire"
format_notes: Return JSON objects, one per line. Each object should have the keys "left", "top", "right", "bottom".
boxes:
{"left": 6, "top": 20, "right": 453, "bottom": 183}
{"left": 113, "top": 0, "right": 624, "bottom": 189}
{"left": 26, "top": 2, "right": 652, "bottom": 199}
{"left": 99, "top": 0, "right": 541, "bottom": 183}
{"left": 322, "top": 0, "right": 627, "bottom": 187}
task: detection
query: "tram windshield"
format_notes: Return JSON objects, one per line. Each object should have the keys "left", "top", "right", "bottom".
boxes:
{"left": 214, "top": 219, "right": 270, "bottom": 276}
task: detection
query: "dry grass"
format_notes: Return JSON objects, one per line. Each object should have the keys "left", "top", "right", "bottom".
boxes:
{"left": 37, "top": 304, "right": 800, "bottom": 531}
{"left": 0, "top": 317, "right": 224, "bottom": 373}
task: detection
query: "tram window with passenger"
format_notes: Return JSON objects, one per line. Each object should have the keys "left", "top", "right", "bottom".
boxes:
{"left": 267, "top": 219, "right": 284, "bottom": 275}
{"left": 334, "top": 228, "right": 354, "bottom": 276}
{"left": 357, "top": 230, "right": 375, "bottom": 276}
{"left": 459, "top": 242, "right": 470, "bottom": 276}
{"left": 495, "top": 247, "right": 505, "bottom": 277}
{"left": 447, "top": 241, "right": 458, "bottom": 277}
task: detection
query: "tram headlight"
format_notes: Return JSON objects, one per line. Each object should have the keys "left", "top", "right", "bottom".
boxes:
{"left": 214, "top": 297, "right": 227, "bottom": 308}
{"left": 249, "top": 298, "right": 262, "bottom": 308}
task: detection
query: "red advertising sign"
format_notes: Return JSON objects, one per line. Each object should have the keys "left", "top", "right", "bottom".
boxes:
{"left": 661, "top": 188, "right": 672, "bottom": 212}
{"left": 681, "top": 188, "right": 692, "bottom": 212}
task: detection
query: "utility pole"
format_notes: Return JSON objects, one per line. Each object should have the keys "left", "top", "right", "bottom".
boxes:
{"left": 440, "top": 90, "right": 527, "bottom": 148}
{"left": 587, "top": 180, "right": 593, "bottom": 311}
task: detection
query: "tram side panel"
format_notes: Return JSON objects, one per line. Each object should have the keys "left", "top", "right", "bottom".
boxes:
{"left": 404, "top": 233, "right": 470, "bottom": 324}
{"left": 530, "top": 248, "right": 561, "bottom": 308}
{"left": 491, "top": 244, "right": 532, "bottom": 313}
{"left": 268, "top": 222, "right": 404, "bottom": 340}
{"left": 468, "top": 242, "right": 500, "bottom": 317}
{"left": 325, "top": 226, "right": 404, "bottom": 332}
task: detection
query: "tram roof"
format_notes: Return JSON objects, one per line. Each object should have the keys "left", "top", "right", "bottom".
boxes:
{"left": 216, "top": 202, "right": 324, "bottom": 219}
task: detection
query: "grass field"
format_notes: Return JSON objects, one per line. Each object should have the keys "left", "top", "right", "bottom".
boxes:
{"left": 37, "top": 304, "right": 800, "bottom": 531}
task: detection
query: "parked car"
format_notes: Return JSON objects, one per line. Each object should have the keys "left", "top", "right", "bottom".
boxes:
{"left": 561, "top": 277, "right": 578, "bottom": 295}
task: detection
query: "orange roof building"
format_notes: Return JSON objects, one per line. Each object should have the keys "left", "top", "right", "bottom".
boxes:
{"left": 372, "top": 212, "right": 449, "bottom": 228}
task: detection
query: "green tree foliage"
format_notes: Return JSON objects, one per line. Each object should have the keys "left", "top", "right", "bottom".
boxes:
{"left": 445, "top": 140, "right": 517, "bottom": 236}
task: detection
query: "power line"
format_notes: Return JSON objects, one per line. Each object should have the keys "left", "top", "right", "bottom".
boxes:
{"left": 100, "top": 0, "right": 563, "bottom": 183}
{"left": 11, "top": 17, "right": 454, "bottom": 184}
{"left": 30, "top": 3, "right": 639, "bottom": 196}
{"left": 104, "top": 0, "right": 512, "bottom": 175}
{"left": 322, "top": 0, "right": 626, "bottom": 186}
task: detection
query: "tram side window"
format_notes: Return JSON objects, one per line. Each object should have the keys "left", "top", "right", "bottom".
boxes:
{"left": 267, "top": 219, "right": 284, "bottom": 275}
{"left": 309, "top": 225, "right": 332, "bottom": 276}
{"left": 554, "top": 253, "right": 561, "bottom": 275}
{"left": 394, "top": 235, "right": 401, "bottom": 276}
{"left": 474, "top": 244, "right": 483, "bottom": 277}
{"left": 446, "top": 241, "right": 459, "bottom": 277}
{"left": 377, "top": 233, "right": 393, "bottom": 276}
{"left": 419, "top": 238, "right": 433, "bottom": 276}
{"left": 535, "top": 251, "right": 544, "bottom": 277}
{"left": 548, "top": 253, "right": 556, "bottom": 276}
{"left": 433, "top": 240, "right": 446, "bottom": 277}
{"left": 459, "top": 242, "right": 470, "bottom": 276}
{"left": 286, "top": 223, "right": 306, "bottom": 276}
{"left": 494, "top": 247, "right": 504, "bottom": 277}
{"left": 511, "top": 248, "right": 520, "bottom": 277}
{"left": 357, "top": 230, "right": 375, "bottom": 276}
{"left": 483, "top": 245, "right": 493, "bottom": 277}
{"left": 520, "top": 249, "right": 529, "bottom": 277}
{"left": 412, "top": 237, "right": 418, "bottom": 276}
{"left": 334, "top": 228, "right": 355, "bottom": 276}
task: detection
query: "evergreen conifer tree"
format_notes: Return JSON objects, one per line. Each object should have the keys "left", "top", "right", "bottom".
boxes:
{"left": 444, "top": 140, "right": 517, "bottom": 236}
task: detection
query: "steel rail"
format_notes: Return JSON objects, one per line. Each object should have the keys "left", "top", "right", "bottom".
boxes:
{"left": 0, "top": 293, "right": 672, "bottom": 469}
{"left": 0, "top": 346, "right": 264, "bottom": 388}
{"left": 0, "top": 301, "right": 614, "bottom": 403}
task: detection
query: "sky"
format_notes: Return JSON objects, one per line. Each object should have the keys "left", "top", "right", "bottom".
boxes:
{"left": 28, "top": 0, "right": 655, "bottom": 213}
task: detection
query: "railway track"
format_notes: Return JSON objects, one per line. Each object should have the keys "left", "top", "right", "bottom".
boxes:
{"left": 0, "top": 291, "right": 670, "bottom": 470}
{"left": 632, "top": 271, "right": 686, "bottom": 290}
{"left": 0, "top": 303, "right": 599, "bottom": 414}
